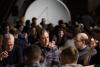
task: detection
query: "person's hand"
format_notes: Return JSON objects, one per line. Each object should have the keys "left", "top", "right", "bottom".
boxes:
{"left": 90, "top": 38, "right": 97, "bottom": 48}
{"left": 0, "top": 51, "right": 9, "bottom": 60}
{"left": 48, "top": 42, "right": 57, "bottom": 48}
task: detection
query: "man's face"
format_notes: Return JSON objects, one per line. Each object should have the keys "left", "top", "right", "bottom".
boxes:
{"left": 5, "top": 37, "right": 14, "bottom": 52}
{"left": 40, "top": 32, "right": 49, "bottom": 46}
{"left": 74, "top": 37, "right": 83, "bottom": 49}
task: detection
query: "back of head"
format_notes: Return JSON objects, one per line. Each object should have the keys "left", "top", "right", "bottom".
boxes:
{"left": 32, "top": 17, "right": 37, "bottom": 22}
{"left": 25, "top": 45, "right": 42, "bottom": 61}
{"left": 25, "top": 20, "right": 30, "bottom": 26}
{"left": 60, "top": 47, "right": 79, "bottom": 65}
{"left": 58, "top": 20, "right": 64, "bottom": 26}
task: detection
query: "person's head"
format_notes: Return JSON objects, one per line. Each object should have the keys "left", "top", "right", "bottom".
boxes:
{"left": 60, "top": 47, "right": 79, "bottom": 65}
{"left": 32, "top": 17, "right": 37, "bottom": 22}
{"left": 41, "top": 18, "right": 46, "bottom": 23}
{"left": 3, "top": 34, "right": 15, "bottom": 52}
{"left": 18, "top": 25, "right": 24, "bottom": 32}
{"left": 30, "top": 27, "right": 37, "bottom": 36}
{"left": 25, "top": 20, "right": 31, "bottom": 26}
{"left": 10, "top": 27, "right": 18, "bottom": 38}
{"left": 58, "top": 29, "right": 65, "bottom": 38}
{"left": 31, "top": 17, "right": 37, "bottom": 27}
{"left": 40, "top": 18, "right": 46, "bottom": 27}
{"left": 19, "top": 16, "right": 25, "bottom": 24}
{"left": 2, "top": 23, "right": 10, "bottom": 34}
{"left": 74, "top": 33, "right": 88, "bottom": 49}
{"left": 58, "top": 20, "right": 64, "bottom": 26}
{"left": 39, "top": 29, "right": 49, "bottom": 47}
{"left": 25, "top": 45, "right": 42, "bottom": 63}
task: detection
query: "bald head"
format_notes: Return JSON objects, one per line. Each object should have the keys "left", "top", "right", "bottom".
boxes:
{"left": 76, "top": 33, "right": 88, "bottom": 40}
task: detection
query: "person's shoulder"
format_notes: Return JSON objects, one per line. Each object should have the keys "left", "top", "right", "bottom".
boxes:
{"left": 32, "top": 41, "right": 40, "bottom": 46}
{"left": 51, "top": 45, "right": 58, "bottom": 50}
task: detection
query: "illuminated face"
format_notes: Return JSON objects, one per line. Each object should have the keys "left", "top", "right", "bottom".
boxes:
{"left": 5, "top": 35, "right": 14, "bottom": 52}
{"left": 74, "top": 37, "right": 83, "bottom": 49}
{"left": 58, "top": 30, "right": 64, "bottom": 37}
{"left": 40, "top": 31, "right": 49, "bottom": 46}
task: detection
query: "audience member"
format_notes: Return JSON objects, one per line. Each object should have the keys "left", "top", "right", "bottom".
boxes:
{"left": 74, "top": 33, "right": 97, "bottom": 66}
{"left": 60, "top": 47, "right": 84, "bottom": 67}
{"left": 24, "top": 45, "right": 43, "bottom": 67}
{"left": 0, "top": 34, "right": 24, "bottom": 66}
{"left": 34, "top": 29, "right": 59, "bottom": 67}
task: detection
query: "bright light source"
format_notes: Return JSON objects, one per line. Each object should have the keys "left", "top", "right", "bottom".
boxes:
{"left": 25, "top": 0, "right": 71, "bottom": 26}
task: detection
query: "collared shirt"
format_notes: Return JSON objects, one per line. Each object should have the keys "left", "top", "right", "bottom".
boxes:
{"left": 34, "top": 42, "right": 60, "bottom": 67}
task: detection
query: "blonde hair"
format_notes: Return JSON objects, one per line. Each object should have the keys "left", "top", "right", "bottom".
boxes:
{"left": 60, "top": 47, "right": 79, "bottom": 63}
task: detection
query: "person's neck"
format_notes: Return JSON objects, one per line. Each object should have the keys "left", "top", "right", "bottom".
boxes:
{"left": 40, "top": 42, "right": 49, "bottom": 48}
{"left": 32, "top": 60, "right": 40, "bottom": 64}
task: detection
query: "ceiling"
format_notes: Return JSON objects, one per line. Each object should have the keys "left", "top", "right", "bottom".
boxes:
{"left": 0, "top": 0, "right": 89, "bottom": 24}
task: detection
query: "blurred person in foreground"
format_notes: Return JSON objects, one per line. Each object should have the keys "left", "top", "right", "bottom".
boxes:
{"left": 59, "top": 47, "right": 84, "bottom": 67}
{"left": 24, "top": 45, "right": 43, "bottom": 67}
{"left": 74, "top": 33, "right": 97, "bottom": 66}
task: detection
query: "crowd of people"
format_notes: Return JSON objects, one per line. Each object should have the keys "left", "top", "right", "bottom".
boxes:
{"left": 0, "top": 13, "right": 100, "bottom": 67}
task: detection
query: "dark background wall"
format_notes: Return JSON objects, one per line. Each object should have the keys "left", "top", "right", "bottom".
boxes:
{"left": 0, "top": 0, "right": 100, "bottom": 24}
{"left": 0, "top": 0, "right": 17, "bottom": 24}
{"left": 64, "top": 0, "right": 88, "bottom": 16}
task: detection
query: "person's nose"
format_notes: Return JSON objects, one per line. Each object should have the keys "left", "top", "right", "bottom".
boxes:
{"left": 45, "top": 38, "right": 48, "bottom": 42}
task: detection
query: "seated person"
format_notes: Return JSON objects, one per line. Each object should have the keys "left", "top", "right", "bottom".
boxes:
{"left": 59, "top": 47, "right": 84, "bottom": 67}
{"left": 24, "top": 45, "right": 43, "bottom": 67}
